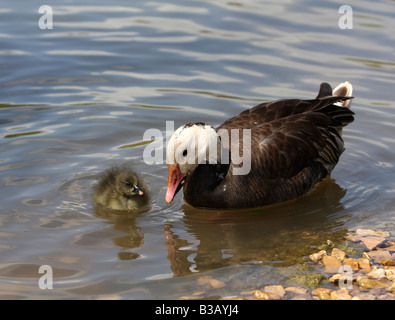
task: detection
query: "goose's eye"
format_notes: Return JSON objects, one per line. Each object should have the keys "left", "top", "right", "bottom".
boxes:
{"left": 182, "top": 149, "right": 188, "bottom": 157}
{"left": 125, "top": 181, "right": 132, "bottom": 188}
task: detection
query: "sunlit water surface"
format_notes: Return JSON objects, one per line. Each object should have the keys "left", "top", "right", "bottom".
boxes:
{"left": 1, "top": 0, "right": 394, "bottom": 299}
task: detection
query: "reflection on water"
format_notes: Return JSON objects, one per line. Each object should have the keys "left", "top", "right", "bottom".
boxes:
{"left": 165, "top": 178, "right": 349, "bottom": 277}
{"left": 1, "top": 0, "right": 395, "bottom": 299}
{"left": 94, "top": 206, "right": 150, "bottom": 261}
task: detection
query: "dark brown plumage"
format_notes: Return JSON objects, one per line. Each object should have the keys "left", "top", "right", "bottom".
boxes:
{"left": 166, "top": 82, "right": 354, "bottom": 209}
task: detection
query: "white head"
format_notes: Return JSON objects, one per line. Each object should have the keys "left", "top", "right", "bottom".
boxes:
{"left": 165, "top": 122, "right": 221, "bottom": 203}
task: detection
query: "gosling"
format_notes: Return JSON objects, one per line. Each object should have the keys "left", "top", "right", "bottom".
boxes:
{"left": 93, "top": 166, "right": 150, "bottom": 211}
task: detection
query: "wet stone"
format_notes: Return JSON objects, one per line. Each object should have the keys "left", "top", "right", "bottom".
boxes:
{"left": 310, "top": 250, "right": 327, "bottom": 262}
{"left": 263, "top": 285, "right": 286, "bottom": 299}
{"left": 323, "top": 255, "right": 342, "bottom": 273}
{"left": 357, "top": 258, "right": 371, "bottom": 270}
{"left": 312, "top": 288, "right": 333, "bottom": 296}
{"left": 366, "top": 250, "right": 392, "bottom": 262}
{"left": 329, "top": 273, "right": 348, "bottom": 283}
{"left": 387, "top": 280, "right": 395, "bottom": 292}
{"left": 312, "top": 288, "right": 333, "bottom": 300}
{"left": 209, "top": 279, "right": 226, "bottom": 289}
{"left": 379, "top": 259, "right": 395, "bottom": 266}
{"left": 343, "top": 258, "right": 359, "bottom": 271}
{"left": 357, "top": 277, "right": 389, "bottom": 290}
{"left": 330, "top": 288, "right": 352, "bottom": 300}
{"left": 356, "top": 292, "right": 376, "bottom": 300}
{"left": 253, "top": 290, "right": 270, "bottom": 300}
{"left": 331, "top": 248, "right": 346, "bottom": 261}
{"left": 291, "top": 293, "right": 312, "bottom": 300}
{"left": 385, "top": 266, "right": 395, "bottom": 280}
{"left": 377, "top": 293, "right": 395, "bottom": 300}
{"left": 285, "top": 286, "right": 308, "bottom": 295}
{"left": 197, "top": 275, "right": 212, "bottom": 285}
{"left": 367, "top": 267, "right": 386, "bottom": 279}
{"left": 345, "top": 234, "right": 362, "bottom": 243}
{"left": 361, "top": 236, "right": 387, "bottom": 251}
{"left": 356, "top": 229, "right": 390, "bottom": 237}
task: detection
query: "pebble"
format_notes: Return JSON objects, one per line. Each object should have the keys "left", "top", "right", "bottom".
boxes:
{"left": 197, "top": 275, "right": 212, "bottom": 285}
{"left": 331, "top": 288, "right": 352, "bottom": 300}
{"left": 323, "top": 255, "right": 342, "bottom": 273}
{"left": 312, "top": 288, "right": 333, "bottom": 296}
{"left": 379, "top": 259, "right": 395, "bottom": 266}
{"left": 209, "top": 279, "right": 226, "bottom": 289}
{"left": 366, "top": 250, "right": 393, "bottom": 262}
{"left": 367, "top": 267, "right": 386, "bottom": 279}
{"left": 263, "top": 285, "right": 286, "bottom": 299}
{"left": 357, "top": 258, "right": 371, "bottom": 270}
{"left": 385, "top": 266, "right": 395, "bottom": 280}
{"left": 331, "top": 248, "right": 346, "bottom": 261}
{"left": 387, "top": 281, "right": 395, "bottom": 292}
{"left": 343, "top": 258, "right": 359, "bottom": 271}
{"left": 197, "top": 275, "right": 226, "bottom": 289}
{"left": 356, "top": 292, "right": 376, "bottom": 300}
{"left": 291, "top": 293, "right": 312, "bottom": 300}
{"left": 310, "top": 250, "right": 327, "bottom": 261}
{"left": 285, "top": 286, "right": 308, "bottom": 294}
{"left": 361, "top": 236, "right": 387, "bottom": 251}
{"left": 357, "top": 276, "right": 388, "bottom": 289}
{"left": 253, "top": 290, "right": 270, "bottom": 300}
{"left": 312, "top": 288, "right": 333, "bottom": 300}
{"left": 329, "top": 273, "right": 350, "bottom": 283}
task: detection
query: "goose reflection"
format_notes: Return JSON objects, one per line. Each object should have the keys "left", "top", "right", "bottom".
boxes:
{"left": 164, "top": 177, "right": 350, "bottom": 277}
{"left": 94, "top": 204, "right": 149, "bottom": 261}
{"left": 92, "top": 165, "right": 152, "bottom": 260}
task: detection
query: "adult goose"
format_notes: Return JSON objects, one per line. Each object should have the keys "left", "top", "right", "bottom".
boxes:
{"left": 165, "top": 82, "right": 354, "bottom": 209}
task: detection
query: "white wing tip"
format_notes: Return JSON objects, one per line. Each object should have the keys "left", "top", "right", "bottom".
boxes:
{"left": 333, "top": 81, "right": 353, "bottom": 107}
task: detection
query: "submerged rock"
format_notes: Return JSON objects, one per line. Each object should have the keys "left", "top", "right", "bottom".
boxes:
{"left": 385, "top": 266, "right": 395, "bottom": 280}
{"left": 357, "top": 277, "right": 389, "bottom": 290}
{"left": 361, "top": 236, "right": 388, "bottom": 251}
{"left": 331, "top": 288, "right": 352, "bottom": 300}
{"left": 331, "top": 248, "right": 346, "bottom": 261}
{"left": 367, "top": 267, "right": 386, "bottom": 279}
{"left": 263, "top": 285, "right": 286, "bottom": 299}
{"left": 289, "top": 272, "right": 324, "bottom": 287}
{"left": 387, "top": 280, "right": 395, "bottom": 292}
{"left": 285, "top": 286, "right": 308, "bottom": 295}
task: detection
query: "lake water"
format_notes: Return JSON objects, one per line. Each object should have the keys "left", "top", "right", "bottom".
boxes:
{"left": 1, "top": 0, "right": 394, "bottom": 299}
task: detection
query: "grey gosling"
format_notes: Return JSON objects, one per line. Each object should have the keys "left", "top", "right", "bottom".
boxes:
{"left": 94, "top": 166, "right": 150, "bottom": 211}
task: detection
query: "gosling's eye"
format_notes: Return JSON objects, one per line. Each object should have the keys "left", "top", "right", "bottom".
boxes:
{"left": 125, "top": 181, "right": 132, "bottom": 188}
{"left": 182, "top": 149, "right": 188, "bottom": 157}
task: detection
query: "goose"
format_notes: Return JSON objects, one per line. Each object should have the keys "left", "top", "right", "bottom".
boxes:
{"left": 94, "top": 166, "right": 150, "bottom": 211}
{"left": 165, "top": 81, "right": 354, "bottom": 209}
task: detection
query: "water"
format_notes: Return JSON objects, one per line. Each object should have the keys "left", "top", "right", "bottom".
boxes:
{"left": 0, "top": 0, "right": 394, "bottom": 299}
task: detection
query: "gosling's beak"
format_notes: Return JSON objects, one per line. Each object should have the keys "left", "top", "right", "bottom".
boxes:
{"left": 133, "top": 185, "right": 144, "bottom": 196}
{"left": 165, "top": 164, "right": 186, "bottom": 204}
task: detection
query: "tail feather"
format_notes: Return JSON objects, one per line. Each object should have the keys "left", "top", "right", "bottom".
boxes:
{"left": 333, "top": 81, "right": 353, "bottom": 108}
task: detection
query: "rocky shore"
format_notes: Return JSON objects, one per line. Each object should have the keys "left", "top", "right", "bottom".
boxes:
{"left": 180, "top": 229, "right": 395, "bottom": 300}
{"left": 252, "top": 229, "right": 395, "bottom": 300}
